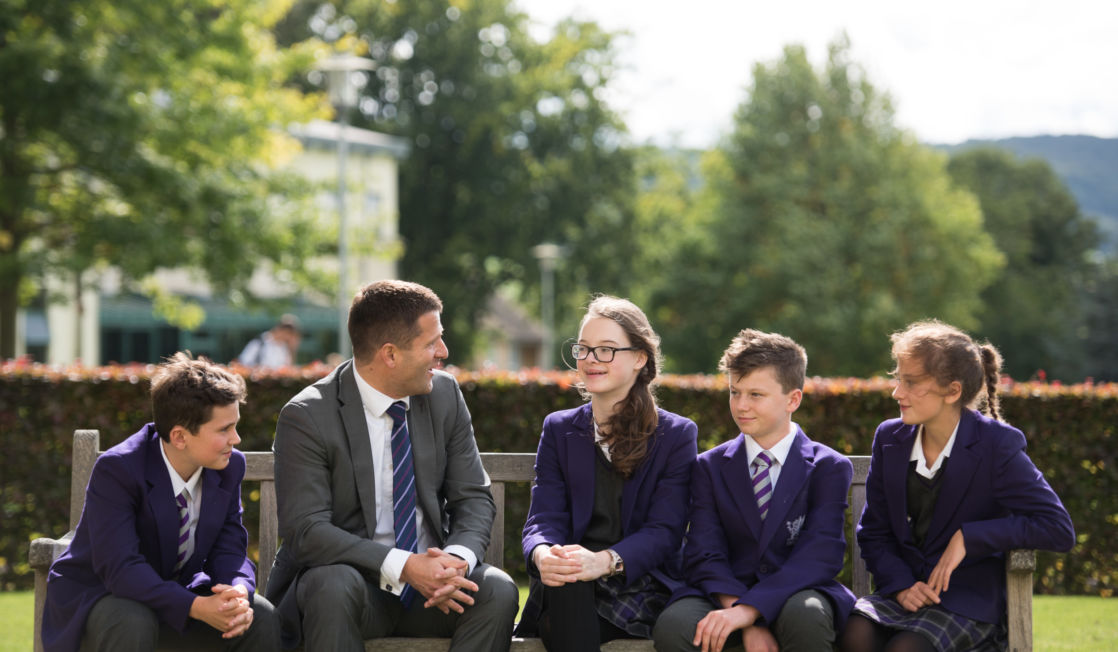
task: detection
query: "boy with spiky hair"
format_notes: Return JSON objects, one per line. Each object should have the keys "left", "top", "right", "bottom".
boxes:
{"left": 43, "top": 353, "right": 278, "bottom": 651}
{"left": 654, "top": 330, "right": 855, "bottom": 652}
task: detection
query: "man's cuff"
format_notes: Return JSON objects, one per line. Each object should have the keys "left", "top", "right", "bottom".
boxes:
{"left": 380, "top": 548, "right": 411, "bottom": 595}
{"left": 443, "top": 544, "right": 478, "bottom": 575}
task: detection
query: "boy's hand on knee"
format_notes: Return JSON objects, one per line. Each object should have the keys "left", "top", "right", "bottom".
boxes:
{"left": 693, "top": 604, "right": 758, "bottom": 652}
{"left": 742, "top": 625, "right": 778, "bottom": 652}
{"left": 189, "top": 587, "right": 251, "bottom": 635}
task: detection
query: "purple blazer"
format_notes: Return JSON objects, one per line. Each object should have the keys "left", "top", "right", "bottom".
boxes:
{"left": 42, "top": 424, "right": 256, "bottom": 652}
{"left": 670, "top": 427, "right": 856, "bottom": 629}
{"left": 521, "top": 404, "right": 697, "bottom": 591}
{"left": 857, "top": 409, "right": 1075, "bottom": 624}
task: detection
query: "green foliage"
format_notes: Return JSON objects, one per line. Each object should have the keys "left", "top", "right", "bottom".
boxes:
{"left": 276, "top": 0, "right": 637, "bottom": 362}
{"left": 947, "top": 148, "right": 1099, "bottom": 381}
{"left": 3, "top": 363, "right": 1115, "bottom": 596}
{"left": 648, "top": 37, "right": 1004, "bottom": 376}
{"left": 0, "top": 0, "right": 332, "bottom": 357}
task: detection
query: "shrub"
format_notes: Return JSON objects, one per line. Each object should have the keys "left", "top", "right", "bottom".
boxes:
{"left": 2, "top": 361, "right": 1114, "bottom": 594}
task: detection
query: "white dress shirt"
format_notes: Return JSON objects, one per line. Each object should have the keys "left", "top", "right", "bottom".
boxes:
{"left": 909, "top": 421, "right": 960, "bottom": 479}
{"left": 353, "top": 370, "right": 478, "bottom": 595}
{"left": 743, "top": 422, "right": 799, "bottom": 490}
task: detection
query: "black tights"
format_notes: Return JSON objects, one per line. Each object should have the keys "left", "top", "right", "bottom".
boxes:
{"left": 536, "top": 581, "right": 631, "bottom": 652}
{"left": 842, "top": 614, "right": 937, "bottom": 652}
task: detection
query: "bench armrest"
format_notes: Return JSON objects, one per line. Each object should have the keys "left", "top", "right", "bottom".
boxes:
{"left": 1006, "top": 549, "right": 1035, "bottom": 652}
{"left": 31, "top": 533, "right": 74, "bottom": 652}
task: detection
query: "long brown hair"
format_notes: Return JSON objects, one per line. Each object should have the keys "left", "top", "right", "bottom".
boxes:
{"left": 890, "top": 320, "right": 1004, "bottom": 421}
{"left": 579, "top": 295, "right": 662, "bottom": 478}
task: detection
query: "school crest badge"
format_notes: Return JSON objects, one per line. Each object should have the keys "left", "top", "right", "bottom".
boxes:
{"left": 785, "top": 515, "right": 805, "bottom": 546}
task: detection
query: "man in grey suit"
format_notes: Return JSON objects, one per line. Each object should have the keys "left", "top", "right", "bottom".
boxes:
{"left": 265, "top": 280, "right": 518, "bottom": 651}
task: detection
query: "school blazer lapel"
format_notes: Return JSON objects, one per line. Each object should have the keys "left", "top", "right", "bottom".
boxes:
{"left": 191, "top": 469, "right": 229, "bottom": 569}
{"left": 759, "top": 430, "right": 812, "bottom": 550}
{"left": 721, "top": 435, "right": 765, "bottom": 536}
{"left": 882, "top": 426, "right": 917, "bottom": 544}
{"left": 565, "top": 405, "right": 597, "bottom": 539}
{"left": 338, "top": 365, "right": 380, "bottom": 538}
{"left": 145, "top": 436, "right": 180, "bottom": 576}
{"left": 926, "top": 411, "right": 981, "bottom": 548}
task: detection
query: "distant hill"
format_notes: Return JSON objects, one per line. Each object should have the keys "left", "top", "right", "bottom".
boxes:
{"left": 937, "top": 135, "right": 1118, "bottom": 252}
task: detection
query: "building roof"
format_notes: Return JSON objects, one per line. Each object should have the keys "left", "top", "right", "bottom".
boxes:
{"left": 291, "top": 120, "right": 411, "bottom": 159}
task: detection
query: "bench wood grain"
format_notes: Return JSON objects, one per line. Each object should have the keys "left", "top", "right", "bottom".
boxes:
{"left": 30, "top": 430, "right": 1037, "bottom": 651}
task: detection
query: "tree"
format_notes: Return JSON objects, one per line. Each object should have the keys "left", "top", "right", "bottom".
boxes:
{"left": 947, "top": 148, "right": 1099, "bottom": 381}
{"left": 649, "top": 37, "right": 1004, "bottom": 376}
{"left": 0, "top": 0, "right": 329, "bottom": 358}
{"left": 277, "top": 1, "right": 637, "bottom": 363}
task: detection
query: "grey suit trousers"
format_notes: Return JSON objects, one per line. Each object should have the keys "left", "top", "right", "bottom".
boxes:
{"left": 296, "top": 561, "right": 518, "bottom": 652}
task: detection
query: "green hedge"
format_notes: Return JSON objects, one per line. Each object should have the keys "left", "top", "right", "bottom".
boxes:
{"left": 2, "top": 361, "right": 1114, "bottom": 597}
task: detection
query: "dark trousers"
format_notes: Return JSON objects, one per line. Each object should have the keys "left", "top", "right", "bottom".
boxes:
{"left": 652, "top": 590, "right": 836, "bottom": 652}
{"left": 295, "top": 562, "right": 518, "bottom": 652}
{"left": 536, "top": 581, "right": 634, "bottom": 652}
{"left": 80, "top": 592, "right": 280, "bottom": 651}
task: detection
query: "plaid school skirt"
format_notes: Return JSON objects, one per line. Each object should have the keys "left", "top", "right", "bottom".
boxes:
{"left": 853, "top": 594, "right": 1006, "bottom": 651}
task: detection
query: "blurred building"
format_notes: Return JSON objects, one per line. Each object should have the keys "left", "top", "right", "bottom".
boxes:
{"left": 16, "top": 121, "right": 409, "bottom": 366}
{"left": 468, "top": 294, "right": 546, "bottom": 370}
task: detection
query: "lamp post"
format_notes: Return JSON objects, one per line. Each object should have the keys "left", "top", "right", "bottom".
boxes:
{"left": 317, "top": 53, "right": 375, "bottom": 359}
{"left": 531, "top": 243, "right": 565, "bottom": 369}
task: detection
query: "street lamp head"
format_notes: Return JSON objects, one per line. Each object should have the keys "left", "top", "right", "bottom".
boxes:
{"left": 531, "top": 242, "right": 567, "bottom": 267}
{"left": 315, "top": 53, "right": 376, "bottom": 110}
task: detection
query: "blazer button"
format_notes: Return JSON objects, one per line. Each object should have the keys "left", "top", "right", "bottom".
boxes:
{"left": 759, "top": 564, "right": 770, "bottom": 575}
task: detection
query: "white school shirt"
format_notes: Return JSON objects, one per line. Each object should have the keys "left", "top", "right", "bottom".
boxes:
{"left": 353, "top": 370, "right": 478, "bottom": 595}
{"left": 743, "top": 423, "right": 799, "bottom": 490}
{"left": 159, "top": 440, "right": 203, "bottom": 566}
{"left": 909, "top": 421, "right": 960, "bottom": 479}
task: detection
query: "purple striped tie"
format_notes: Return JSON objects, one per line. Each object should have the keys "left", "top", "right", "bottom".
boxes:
{"left": 387, "top": 400, "right": 418, "bottom": 607}
{"left": 752, "top": 451, "right": 773, "bottom": 520}
{"left": 174, "top": 489, "right": 190, "bottom": 572}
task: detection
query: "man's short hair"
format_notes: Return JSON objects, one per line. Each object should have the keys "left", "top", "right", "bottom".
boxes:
{"left": 151, "top": 352, "right": 247, "bottom": 441}
{"left": 718, "top": 329, "right": 807, "bottom": 393}
{"left": 348, "top": 280, "right": 443, "bottom": 362}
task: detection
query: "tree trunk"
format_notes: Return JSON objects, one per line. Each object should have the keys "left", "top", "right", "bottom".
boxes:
{"left": 0, "top": 272, "right": 19, "bottom": 359}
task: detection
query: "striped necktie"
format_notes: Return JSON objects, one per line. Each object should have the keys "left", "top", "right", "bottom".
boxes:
{"left": 752, "top": 451, "right": 773, "bottom": 520}
{"left": 174, "top": 489, "right": 191, "bottom": 572}
{"left": 387, "top": 400, "right": 418, "bottom": 607}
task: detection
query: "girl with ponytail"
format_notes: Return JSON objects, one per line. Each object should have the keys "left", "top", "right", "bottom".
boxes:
{"left": 844, "top": 321, "right": 1075, "bottom": 652}
{"left": 517, "top": 296, "right": 698, "bottom": 650}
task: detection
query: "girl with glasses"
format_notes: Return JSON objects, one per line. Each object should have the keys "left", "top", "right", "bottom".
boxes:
{"left": 516, "top": 295, "right": 698, "bottom": 651}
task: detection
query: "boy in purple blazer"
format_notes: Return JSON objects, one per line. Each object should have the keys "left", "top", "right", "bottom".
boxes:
{"left": 41, "top": 353, "right": 279, "bottom": 652}
{"left": 654, "top": 330, "right": 854, "bottom": 652}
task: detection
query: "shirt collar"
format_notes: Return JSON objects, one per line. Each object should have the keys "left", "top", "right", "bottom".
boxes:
{"left": 744, "top": 422, "right": 798, "bottom": 467}
{"left": 910, "top": 421, "right": 960, "bottom": 479}
{"left": 353, "top": 366, "right": 410, "bottom": 418}
{"left": 159, "top": 438, "right": 203, "bottom": 497}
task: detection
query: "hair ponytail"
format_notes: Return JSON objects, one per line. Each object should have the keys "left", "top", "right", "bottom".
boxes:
{"left": 980, "top": 343, "right": 1003, "bottom": 421}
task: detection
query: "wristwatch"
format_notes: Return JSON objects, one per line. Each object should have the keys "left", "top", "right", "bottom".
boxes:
{"left": 606, "top": 548, "right": 625, "bottom": 576}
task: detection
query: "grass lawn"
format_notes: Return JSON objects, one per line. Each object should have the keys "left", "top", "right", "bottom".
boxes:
{"left": 1, "top": 590, "right": 1113, "bottom": 650}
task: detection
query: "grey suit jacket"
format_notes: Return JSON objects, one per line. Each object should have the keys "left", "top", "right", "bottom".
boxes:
{"left": 264, "top": 361, "right": 495, "bottom": 646}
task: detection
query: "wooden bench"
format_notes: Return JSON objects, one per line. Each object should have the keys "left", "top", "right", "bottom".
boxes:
{"left": 30, "top": 429, "right": 1038, "bottom": 651}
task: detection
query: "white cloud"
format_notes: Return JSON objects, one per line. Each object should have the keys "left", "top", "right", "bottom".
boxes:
{"left": 516, "top": 0, "right": 1118, "bottom": 146}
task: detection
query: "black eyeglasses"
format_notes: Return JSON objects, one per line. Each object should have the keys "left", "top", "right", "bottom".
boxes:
{"left": 570, "top": 344, "right": 639, "bottom": 363}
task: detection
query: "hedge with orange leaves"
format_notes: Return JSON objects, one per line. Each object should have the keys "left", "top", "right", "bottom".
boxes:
{"left": 2, "top": 361, "right": 1114, "bottom": 595}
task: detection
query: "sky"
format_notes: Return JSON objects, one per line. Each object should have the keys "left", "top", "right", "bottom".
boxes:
{"left": 514, "top": 0, "right": 1118, "bottom": 149}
